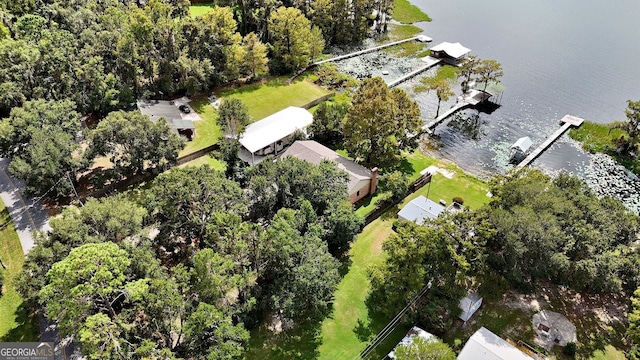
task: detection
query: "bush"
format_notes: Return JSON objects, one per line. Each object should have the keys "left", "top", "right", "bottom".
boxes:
{"left": 563, "top": 342, "right": 576, "bottom": 356}
{"left": 379, "top": 171, "right": 409, "bottom": 201}
{"left": 452, "top": 196, "right": 464, "bottom": 205}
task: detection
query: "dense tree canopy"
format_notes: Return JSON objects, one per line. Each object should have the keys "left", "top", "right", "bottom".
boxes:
{"left": 394, "top": 337, "right": 456, "bottom": 360}
{"left": 86, "top": 111, "right": 184, "bottom": 177}
{"left": 343, "top": 77, "right": 422, "bottom": 168}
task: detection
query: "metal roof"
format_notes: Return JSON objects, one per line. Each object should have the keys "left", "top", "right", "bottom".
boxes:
{"left": 169, "top": 118, "right": 195, "bottom": 130}
{"left": 458, "top": 327, "right": 533, "bottom": 360}
{"left": 430, "top": 42, "right": 471, "bottom": 59}
{"left": 397, "top": 195, "right": 445, "bottom": 225}
{"left": 482, "top": 82, "right": 507, "bottom": 97}
{"left": 511, "top": 137, "right": 533, "bottom": 153}
{"left": 239, "top": 107, "right": 313, "bottom": 153}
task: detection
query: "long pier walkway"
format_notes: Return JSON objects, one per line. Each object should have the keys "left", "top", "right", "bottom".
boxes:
{"left": 516, "top": 115, "right": 585, "bottom": 169}
{"left": 423, "top": 89, "right": 489, "bottom": 131}
{"left": 388, "top": 56, "right": 442, "bottom": 88}
{"left": 312, "top": 36, "right": 430, "bottom": 66}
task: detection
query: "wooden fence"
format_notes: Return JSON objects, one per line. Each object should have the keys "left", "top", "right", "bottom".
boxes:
{"left": 363, "top": 173, "right": 432, "bottom": 225}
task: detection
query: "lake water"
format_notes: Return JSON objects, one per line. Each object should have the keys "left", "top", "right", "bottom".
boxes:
{"left": 397, "top": 0, "right": 640, "bottom": 178}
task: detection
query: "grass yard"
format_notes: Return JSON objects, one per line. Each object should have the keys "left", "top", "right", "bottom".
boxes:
{"left": 216, "top": 78, "right": 331, "bottom": 120}
{"left": 568, "top": 121, "right": 625, "bottom": 154}
{"left": 180, "top": 97, "right": 223, "bottom": 156}
{"left": 189, "top": 2, "right": 214, "bottom": 17}
{"left": 392, "top": 0, "right": 431, "bottom": 24}
{"left": 384, "top": 24, "right": 427, "bottom": 57}
{"left": 355, "top": 150, "right": 490, "bottom": 217}
{"left": 0, "top": 201, "right": 39, "bottom": 342}
{"left": 179, "top": 154, "right": 226, "bottom": 171}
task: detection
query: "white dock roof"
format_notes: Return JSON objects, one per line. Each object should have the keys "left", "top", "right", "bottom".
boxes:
{"left": 239, "top": 107, "right": 313, "bottom": 153}
{"left": 511, "top": 136, "right": 533, "bottom": 153}
{"left": 431, "top": 42, "right": 471, "bottom": 59}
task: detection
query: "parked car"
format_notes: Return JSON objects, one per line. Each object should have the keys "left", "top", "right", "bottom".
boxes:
{"left": 179, "top": 105, "right": 191, "bottom": 113}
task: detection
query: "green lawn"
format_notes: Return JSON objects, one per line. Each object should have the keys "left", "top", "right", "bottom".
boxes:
{"left": 189, "top": 2, "right": 215, "bottom": 17}
{"left": 355, "top": 150, "right": 490, "bottom": 217}
{"left": 217, "top": 78, "right": 331, "bottom": 120}
{"left": 568, "top": 121, "right": 625, "bottom": 154}
{"left": 179, "top": 154, "right": 226, "bottom": 171}
{"left": 0, "top": 201, "right": 39, "bottom": 342}
{"left": 590, "top": 346, "right": 626, "bottom": 360}
{"left": 180, "top": 97, "right": 223, "bottom": 156}
{"left": 392, "top": 0, "right": 431, "bottom": 24}
{"left": 384, "top": 24, "right": 427, "bottom": 57}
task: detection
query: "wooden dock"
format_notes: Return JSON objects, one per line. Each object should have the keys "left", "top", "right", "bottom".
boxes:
{"left": 313, "top": 36, "right": 430, "bottom": 66}
{"left": 423, "top": 90, "right": 489, "bottom": 131}
{"left": 387, "top": 56, "right": 442, "bottom": 88}
{"left": 515, "top": 115, "right": 585, "bottom": 170}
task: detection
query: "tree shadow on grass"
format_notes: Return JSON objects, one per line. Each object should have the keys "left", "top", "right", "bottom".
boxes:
{"left": 0, "top": 303, "right": 39, "bottom": 342}
{"left": 244, "top": 317, "right": 323, "bottom": 360}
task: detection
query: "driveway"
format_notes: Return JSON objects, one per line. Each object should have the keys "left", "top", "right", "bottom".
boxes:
{"left": 0, "top": 158, "right": 79, "bottom": 359}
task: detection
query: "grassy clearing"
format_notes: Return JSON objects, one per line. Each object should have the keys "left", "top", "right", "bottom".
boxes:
{"left": 178, "top": 154, "right": 226, "bottom": 171}
{"left": 355, "top": 150, "right": 489, "bottom": 217}
{"left": 568, "top": 121, "right": 624, "bottom": 154}
{"left": 569, "top": 121, "right": 640, "bottom": 175}
{"left": 180, "top": 97, "right": 222, "bottom": 156}
{"left": 0, "top": 201, "right": 39, "bottom": 342}
{"left": 384, "top": 24, "right": 427, "bottom": 57}
{"left": 392, "top": 0, "right": 431, "bottom": 24}
{"left": 189, "top": 2, "right": 215, "bottom": 17}
{"left": 216, "top": 78, "right": 331, "bottom": 120}
{"left": 590, "top": 345, "right": 626, "bottom": 360}
{"left": 318, "top": 218, "right": 394, "bottom": 359}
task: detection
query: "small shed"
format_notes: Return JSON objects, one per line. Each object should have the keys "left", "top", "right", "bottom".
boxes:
{"left": 459, "top": 293, "right": 483, "bottom": 322}
{"left": 397, "top": 196, "right": 445, "bottom": 225}
{"left": 168, "top": 118, "right": 196, "bottom": 139}
{"left": 511, "top": 136, "right": 533, "bottom": 153}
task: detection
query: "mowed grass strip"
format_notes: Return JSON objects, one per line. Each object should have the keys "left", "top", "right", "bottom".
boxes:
{"left": 318, "top": 218, "right": 394, "bottom": 359}
{"left": 181, "top": 97, "right": 223, "bottom": 156}
{"left": 217, "top": 78, "right": 331, "bottom": 120}
{"left": 0, "top": 200, "right": 39, "bottom": 341}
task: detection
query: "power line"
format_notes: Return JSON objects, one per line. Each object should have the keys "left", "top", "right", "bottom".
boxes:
{"left": 357, "top": 283, "right": 432, "bottom": 359}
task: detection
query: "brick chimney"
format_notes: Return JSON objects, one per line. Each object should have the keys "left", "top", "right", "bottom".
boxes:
{"left": 369, "top": 167, "right": 379, "bottom": 194}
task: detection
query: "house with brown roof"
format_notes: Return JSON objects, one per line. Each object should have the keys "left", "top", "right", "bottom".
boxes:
{"left": 280, "top": 140, "right": 378, "bottom": 204}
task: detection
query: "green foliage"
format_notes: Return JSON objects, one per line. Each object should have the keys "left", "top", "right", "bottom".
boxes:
{"left": 477, "top": 169, "right": 640, "bottom": 293}
{"left": 452, "top": 196, "right": 464, "bottom": 205}
{"left": 87, "top": 111, "right": 184, "bottom": 177}
{"left": 368, "top": 218, "right": 476, "bottom": 325}
{"left": 183, "top": 302, "right": 249, "bottom": 359}
{"left": 628, "top": 288, "right": 640, "bottom": 345}
{"left": 0, "top": 99, "right": 83, "bottom": 196}
{"left": 312, "top": 63, "right": 359, "bottom": 90}
{"left": 217, "top": 98, "right": 252, "bottom": 140}
{"left": 379, "top": 170, "right": 409, "bottom": 200}
{"left": 392, "top": 0, "right": 432, "bottom": 24}
{"left": 394, "top": 336, "right": 455, "bottom": 360}
{"left": 242, "top": 32, "right": 269, "bottom": 78}
{"left": 343, "top": 77, "right": 422, "bottom": 168}
{"left": 308, "top": 101, "right": 349, "bottom": 145}
{"left": 268, "top": 7, "right": 323, "bottom": 71}
{"left": 569, "top": 121, "right": 626, "bottom": 154}
{"left": 564, "top": 342, "right": 577, "bottom": 356}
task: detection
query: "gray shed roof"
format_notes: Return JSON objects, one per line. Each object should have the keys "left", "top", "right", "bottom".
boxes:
{"left": 169, "top": 118, "right": 195, "bottom": 130}
{"left": 397, "top": 195, "right": 445, "bottom": 225}
{"left": 137, "top": 99, "right": 183, "bottom": 122}
{"left": 281, "top": 140, "right": 372, "bottom": 193}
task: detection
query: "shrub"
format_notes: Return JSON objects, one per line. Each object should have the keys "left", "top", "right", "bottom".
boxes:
{"left": 563, "top": 342, "right": 576, "bottom": 356}
{"left": 452, "top": 196, "right": 464, "bottom": 205}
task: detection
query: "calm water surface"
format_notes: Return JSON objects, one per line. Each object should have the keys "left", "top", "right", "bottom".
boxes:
{"left": 400, "top": 0, "right": 640, "bottom": 177}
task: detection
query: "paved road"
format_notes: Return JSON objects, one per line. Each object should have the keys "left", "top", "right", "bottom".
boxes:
{"left": 0, "top": 158, "right": 51, "bottom": 254}
{"left": 0, "top": 158, "right": 79, "bottom": 359}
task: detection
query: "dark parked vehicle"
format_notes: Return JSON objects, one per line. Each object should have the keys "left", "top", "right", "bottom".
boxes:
{"left": 179, "top": 105, "right": 191, "bottom": 113}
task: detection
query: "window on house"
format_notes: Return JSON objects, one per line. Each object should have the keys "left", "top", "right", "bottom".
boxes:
{"left": 357, "top": 191, "right": 360, "bottom": 196}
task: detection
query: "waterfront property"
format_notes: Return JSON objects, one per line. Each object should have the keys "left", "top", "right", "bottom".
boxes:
{"left": 429, "top": 42, "right": 471, "bottom": 65}
{"left": 238, "top": 107, "right": 313, "bottom": 165}
{"left": 516, "top": 115, "right": 585, "bottom": 169}
{"left": 280, "top": 140, "right": 379, "bottom": 204}
{"left": 397, "top": 195, "right": 445, "bottom": 225}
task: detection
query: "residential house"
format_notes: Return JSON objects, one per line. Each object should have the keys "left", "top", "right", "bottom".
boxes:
{"left": 280, "top": 140, "right": 378, "bottom": 204}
